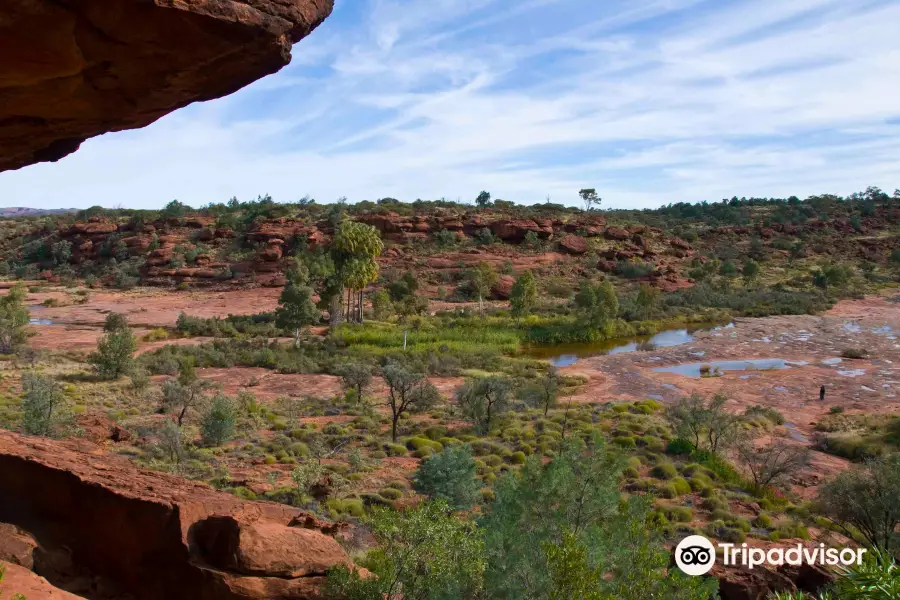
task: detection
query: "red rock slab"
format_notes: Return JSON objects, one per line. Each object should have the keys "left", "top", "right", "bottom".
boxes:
{"left": 0, "top": 0, "right": 334, "bottom": 172}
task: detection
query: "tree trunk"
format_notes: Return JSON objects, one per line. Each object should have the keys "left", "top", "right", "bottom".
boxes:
{"left": 358, "top": 290, "right": 364, "bottom": 323}
{"left": 346, "top": 288, "right": 352, "bottom": 323}
{"left": 403, "top": 328, "right": 408, "bottom": 350}
{"left": 391, "top": 413, "right": 399, "bottom": 442}
{"left": 479, "top": 293, "right": 484, "bottom": 317}
{"left": 329, "top": 294, "right": 343, "bottom": 327}
{"left": 178, "top": 406, "right": 187, "bottom": 427}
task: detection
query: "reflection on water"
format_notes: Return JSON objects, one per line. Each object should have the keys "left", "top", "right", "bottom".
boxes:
{"left": 653, "top": 358, "right": 807, "bottom": 378}
{"left": 525, "top": 323, "right": 731, "bottom": 367}
{"left": 29, "top": 318, "right": 53, "bottom": 325}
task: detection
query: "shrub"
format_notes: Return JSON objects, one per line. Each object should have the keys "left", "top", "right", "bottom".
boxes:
{"left": 753, "top": 513, "right": 773, "bottom": 529}
{"left": 651, "top": 462, "right": 678, "bottom": 480}
{"left": 841, "top": 348, "right": 868, "bottom": 359}
{"left": 379, "top": 487, "right": 403, "bottom": 501}
{"left": 509, "top": 451, "right": 527, "bottom": 465}
{"left": 613, "top": 436, "right": 636, "bottom": 449}
{"left": 666, "top": 438, "right": 694, "bottom": 455}
{"left": 383, "top": 443, "right": 408, "bottom": 456}
{"left": 201, "top": 395, "right": 237, "bottom": 446}
{"left": 413, "top": 445, "right": 479, "bottom": 509}
{"left": 21, "top": 372, "right": 70, "bottom": 437}
{"left": 88, "top": 326, "right": 137, "bottom": 380}
{"left": 669, "top": 477, "right": 692, "bottom": 496}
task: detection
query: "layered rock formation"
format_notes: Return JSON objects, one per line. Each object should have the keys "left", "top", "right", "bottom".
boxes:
{"left": 0, "top": 431, "right": 351, "bottom": 599}
{"left": 0, "top": 0, "right": 334, "bottom": 172}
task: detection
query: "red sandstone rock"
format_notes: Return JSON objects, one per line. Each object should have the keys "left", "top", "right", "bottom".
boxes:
{"left": 0, "top": 0, "right": 334, "bottom": 172}
{"left": 670, "top": 237, "right": 692, "bottom": 250}
{"left": 0, "top": 561, "right": 80, "bottom": 599}
{"left": 0, "top": 524, "right": 37, "bottom": 569}
{"left": 0, "top": 431, "right": 350, "bottom": 600}
{"left": 604, "top": 227, "right": 630, "bottom": 241}
{"left": 558, "top": 234, "right": 588, "bottom": 255}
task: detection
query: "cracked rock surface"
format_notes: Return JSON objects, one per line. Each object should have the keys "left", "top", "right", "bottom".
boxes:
{"left": 0, "top": 0, "right": 333, "bottom": 172}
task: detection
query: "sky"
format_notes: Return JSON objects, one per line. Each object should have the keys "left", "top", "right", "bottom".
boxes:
{"left": 1, "top": 0, "right": 899, "bottom": 210}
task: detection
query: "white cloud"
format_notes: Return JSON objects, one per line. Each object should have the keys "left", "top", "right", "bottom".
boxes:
{"left": 1, "top": 0, "right": 898, "bottom": 210}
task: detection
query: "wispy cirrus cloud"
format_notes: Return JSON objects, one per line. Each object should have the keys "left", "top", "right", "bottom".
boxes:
{"left": 1, "top": 0, "right": 898, "bottom": 209}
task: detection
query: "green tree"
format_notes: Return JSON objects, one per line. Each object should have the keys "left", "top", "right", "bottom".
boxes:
{"left": 157, "top": 420, "right": 184, "bottom": 464}
{"left": 456, "top": 376, "right": 513, "bottom": 434}
{"left": 633, "top": 283, "right": 661, "bottom": 320}
{"left": 574, "top": 280, "right": 619, "bottom": 332}
{"left": 162, "top": 357, "right": 211, "bottom": 426}
{"left": 466, "top": 261, "right": 498, "bottom": 317}
{"left": 51, "top": 239, "right": 72, "bottom": 266}
{"left": 742, "top": 259, "right": 760, "bottom": 283}
{"left": 382, "top": 361, "right": 440, "bottom": 442}
{"left": 476, "top": 190, "right": 492, "bottom": 207}
{"left": 818, "top": 453, "right": 900, "bottom": 551}
{"left": 518, "top": 366, "right": 559, "bottom": 416}
{"left": 332, "top": 220, "right": 384, "bottom": 323}
{"left": 413, "top": 444, "right": 480, "bottom": 510}
{"left": 370, "top": 289, "right": 393, "bottom": 321}
{"left": 275, "top": 277, "right": 319, "bottom": 345}
{"left": 510, "top": 270, "right": 537, "bottom": 323}
{"left": 326, "top": 500, "right": 484, "bottom": 600}
{"left": 103, "top": 311, "right": 129, "bottom": 332}
{"left": 21, "top": 371, "right": 69, "bottom": 437}
{"left": 339, "top": 362, "right": 373, "bottom": 404}
{"left": 200, "top": 394, "right": 237, "bottom": 446}
{"left": 0, "top": 283, "right": 29, "bottom": 354}
{"left": 578, "top": 188, "right": 600, "bottom": 212}
{"left": 665, "top": 393, "right": 742, "bottom": 454}
{"left": 88, "top": 325, "right": 136, "bottom": 380}
{"left": 479, "top": 436, "right": 717, "bottom": 600}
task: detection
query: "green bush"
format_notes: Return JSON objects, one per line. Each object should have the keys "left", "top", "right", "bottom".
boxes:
{"left": 651, "top": 462, "right": 678, "bottom": 480}
{"left": 666, "top": 438, "right": 694, "bottom": 455}
{"left": 379, "top": 487, "right": 403, "bottom": 501}
{"left": 669, "top": 477, "right": 692, "bottom": 496}
{"left": 613, "top": 436, "right": 636, "bottom": 449}
{"left": 383, "top": 443, "right": 408, "bottom": 456}
{"left": 753, "top": 513, "right": 773, "bottom": 528}
{"left": 413, "top": 445, "right": 480, "bottom": 509}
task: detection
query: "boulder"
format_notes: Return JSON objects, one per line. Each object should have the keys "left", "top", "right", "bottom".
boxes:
{"left": 670, "top": 237, "right": 692, "bottom": 250}
{"left": 0, "top": 431, "right": 350, "bottom": 600}
{"left": 0, "top": 524, "right": 37, "bottom": 569}
{"left": 714, "top": 565, "right": 797, "bottom": 600}
{"left": 488, "top": 219, "right": 548, "bottom": 242}
{"left": 604, "top": 227, "right": 630, "bottom": 241}
{"left": 193, "top": 518, "right": 350, "bottom": 578}
{"left": 558, "top": 234, "right": 588, "bottom": 255}
{"left": 0, "top": 0, "right": 334, "bottom": 172}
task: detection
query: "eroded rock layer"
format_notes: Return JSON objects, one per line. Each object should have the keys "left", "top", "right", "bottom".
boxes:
{"left": 0, "top": 431, "right": 350, "bottom": 599}
{"left": 0, "top": 0, "right": 334, "bottom": 172}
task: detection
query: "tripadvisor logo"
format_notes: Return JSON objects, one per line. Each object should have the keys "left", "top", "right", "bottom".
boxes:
{"left": 674, "top": 535, "right": 867, "bottom": 576}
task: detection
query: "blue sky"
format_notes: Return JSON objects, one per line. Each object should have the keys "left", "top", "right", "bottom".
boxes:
{"left": 2, "top": 0, "right": 899, "bottom": 210}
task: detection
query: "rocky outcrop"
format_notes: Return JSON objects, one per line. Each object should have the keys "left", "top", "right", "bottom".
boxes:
{"left": 0, "top": 0, "right": 334, "bottom": 172}
{"left": 0, "top": 561, "right": 81, "bottom": 600}
{"left": 714, "top": 563, "right": 835, "bottom": 600}
{"left": 0, "top": 431, "right": 350, "bottom": 600}
{"left": 558, "top": 234, "right": 588, "bottom": 255}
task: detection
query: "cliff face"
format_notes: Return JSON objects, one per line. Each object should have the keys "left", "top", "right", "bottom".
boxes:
{"left": 0, "top": 0, "right": 334, "bottom": 172}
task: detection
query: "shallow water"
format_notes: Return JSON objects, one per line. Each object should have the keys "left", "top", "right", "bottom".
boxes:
{"left": 29, "top": 318, "right": 53, "bottom": 325}
{"left": 652, "top": 358, "right": 806, "bottom": 378}
{"left": 784, "top": 422, "right": 809, "bottom": 443}
{"left": 525, "top": 323, "right": 731, "bottom": 367}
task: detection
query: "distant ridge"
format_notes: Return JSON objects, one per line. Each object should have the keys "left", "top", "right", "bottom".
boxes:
{"left": 0, "top": 207, "right": 77, "bottom": 217}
